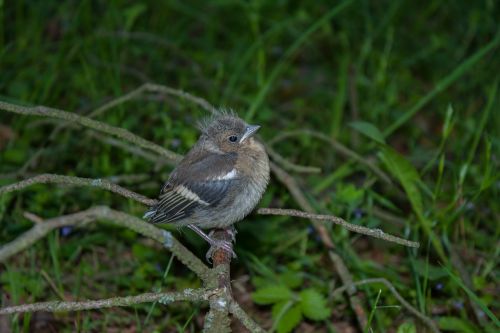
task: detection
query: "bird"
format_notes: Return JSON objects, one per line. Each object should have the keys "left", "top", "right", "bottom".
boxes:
{"left": 144, "top": 111, "right": 270, "bottom": 259}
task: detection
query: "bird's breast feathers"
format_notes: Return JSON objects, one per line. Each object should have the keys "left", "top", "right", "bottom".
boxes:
{"left": 144, "top": 141, "right": 269, "bottom": 227}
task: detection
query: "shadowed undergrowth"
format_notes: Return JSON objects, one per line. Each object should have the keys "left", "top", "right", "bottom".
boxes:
{"left": 1, "top": 0, "right": 499, "bottom": 332}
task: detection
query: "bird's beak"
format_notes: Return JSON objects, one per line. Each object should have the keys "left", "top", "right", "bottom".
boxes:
{"left": 240, "top": 125, "right": 260, "bottom": 142}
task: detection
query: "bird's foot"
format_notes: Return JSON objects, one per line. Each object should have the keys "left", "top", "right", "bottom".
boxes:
{"left": 187, "top": 225, "right": 237, "bottom": 262}
{"left": 205, "top": 239, "right": 237, "bottom": 262}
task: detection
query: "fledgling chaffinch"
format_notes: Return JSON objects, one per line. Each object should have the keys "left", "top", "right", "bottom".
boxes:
{"left": 144, "top": 111, "right": 270, "bottom": 258}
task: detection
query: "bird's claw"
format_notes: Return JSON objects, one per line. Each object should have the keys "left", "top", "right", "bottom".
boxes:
{"left": 205, "top": 239, "right": 237, "bottom": 262}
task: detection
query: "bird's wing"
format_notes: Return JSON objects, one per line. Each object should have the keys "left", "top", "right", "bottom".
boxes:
{"left": 144, "top": 152, "right": 239, "bottom": 224}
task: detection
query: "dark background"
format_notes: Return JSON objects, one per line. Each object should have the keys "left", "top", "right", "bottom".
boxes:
{"left": 1, "top": 1, "right": 499, "bottom": 332}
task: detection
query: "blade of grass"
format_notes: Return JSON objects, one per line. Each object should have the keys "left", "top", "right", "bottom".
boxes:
{"left": 384, "top": 31, "right": 500, "bottom": 136}
{"left": 245, "top": 0, "right": 354, "bottom": 121}
{"left": 144, "top": 253, "right": 175, "bottom": 327}
{"left": 379, "top": 147, "right": 446, "bottom": 261}
{"left": 180, "top": 310, "right": 196, "bottom": 332}
{"left": 330, "top": 52, "right": 349, "bottom": 137}
{"left": 222, "top": 17, "right": 295, "bottom": 103}
{"left": 465, "top": 80, "right": 498, "bottom": 167}
{"left": 364, "top": 289, "right": 382, "bottom": 333}
{"left": 443, "top": 265, "right": 500, "bottom": 327}
{"left": 48, "top": 232, "right": 64, "bottom": 295}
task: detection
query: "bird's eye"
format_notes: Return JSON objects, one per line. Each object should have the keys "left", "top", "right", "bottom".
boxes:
{"left": 228, "top": 135, "right": 238, "bottom": 142}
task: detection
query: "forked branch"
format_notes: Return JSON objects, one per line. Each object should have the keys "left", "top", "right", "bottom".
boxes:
{"left": 0, "top": 288, "right": 216, "bottom": 315}
{"left": 0, "top": 206, "right": 209, "bottom": 278}
{"left": 0, "top": 174, "right": 419, "bottom": 252}
{"left": 0, "top": 87, "right": 422, "bottom": 332}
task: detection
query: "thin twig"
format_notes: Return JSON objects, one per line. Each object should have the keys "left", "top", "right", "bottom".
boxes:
{"left": 0, "top": 288, "right": 215, "bottom": 315}
{"left": 269, "top": 162, "right": 368, "bottom": 329}
{"left": 0, "top": 174, "right": 157, "bottom": 206}
{"left": 0, "top": 174, "right": 413, "bottom": 248}
{"left": 8, "top": 84, "right": 173, "bottom": 178}
{"left": 264, "top": 143, "right": 321, "bottom": 174}
{"left": 143, "top": 83, "right": 216, "bottom": 115}
{"left": 1, "top": 86, "right": 415, "bottom": 332}
{"left": 87, "top": 131, "right": 167, "bottom": 167}
{"left": 229, "top": 301, "right": 267, "bottom": 333}
{"left": 332, "top": 278, "right": 440, "bottom": 333}
{"left": 88, "top": 83, "right": 152, "bottom": 118}
{"left": 22, "top": 212, "right": 44, "bottom": 224}
{"left": 328, "top": 251, "right": 367, "bottom": 329}
{"left": 104, "top": 174, "right": 151, "bottom": 185}
{"left": 86, "top": 82, "right": 217, "bottom": 119}
{"left": 257, "top": 208, "right": 419, "bottom": 248}
{"left": 91, "top": 83, "right": 319, "bottom": 177}
{"left": 0, "top": 209, "right": 264, "bottom": 333}
{"left": 270, "top": 163, "right": 334, "bottom": 248}
{"left": 0, "top": 100, "right": 182, "bottom": 163}
{"left": 0, "top": 206, "right": 209, "bottom": 280}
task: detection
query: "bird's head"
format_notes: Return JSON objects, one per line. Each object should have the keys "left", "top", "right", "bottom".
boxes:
{"left": 199, "top": 112, "right": 261, "bottom": 153}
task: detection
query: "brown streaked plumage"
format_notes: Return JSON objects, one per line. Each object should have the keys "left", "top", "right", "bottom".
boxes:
{"left": 144, "top": 112, "right": 270, "bottom": 258}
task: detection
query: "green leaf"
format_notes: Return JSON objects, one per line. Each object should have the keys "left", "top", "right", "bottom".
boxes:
{"left": 378, "top": 147, "right": 422, "bottom": 216}
{"left": 349, "top": 121, "right": 386, "bottom": 144}
{"left": 299, "top": 289, "right": 330, "bottom": 321}
{"left": 272, "top": 302, "right": 303, "bottom": 333}
{"left": 252, "top": 285, "right": 293, "bottom": 305}
{"left": 397, "top": 321, "right": 417, "bottom": 333}
{"left": 378, "top": 147, "right": 446, "bottom": 260}
{"left": 438, "top": 316, "right": 479, "bottom": 333}
{"left": 379, "top": 146, "right": 446, "bottom": 260}
{"left": 335, "top": 183, "right": 364, "bottom": 207}
{"left": 279, "top": 271, "right": 304, "bottom": 289}
{"left": 124, "top": 4, "right": 147, "bottom": 30}
{"left": 443, "top": 266, "right": 500, "bottom": 326}
{"left": 413, "top": 259, "right": 448, "bottom": 280}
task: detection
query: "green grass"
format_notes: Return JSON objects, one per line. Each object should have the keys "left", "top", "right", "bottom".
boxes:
{"left": 1, "top": 0, "right": 499, "bottom": 332}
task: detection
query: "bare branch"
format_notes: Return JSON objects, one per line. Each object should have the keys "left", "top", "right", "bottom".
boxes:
{"left": 0, "top": 173, "right": 411, "bottom": 250}
{"left": 0, "top": 100, "right": 182, "bottom": 163}
{"left": 0, "top": 288, "right": 216, "bottom": 315}
{"left": 94, "top": 83, "right": 321, "bottom": 177}
{"left": 88, "top": 83, "right": 216, "bottom": 119}
{"left": 144, "top": 83, "right": 216, "bottom": 114}
{"left": 328, "top": 251, "right": 367, "bottom": 329}
{"left": 22, "top": 212, "right": 44, "bottom": 224}
{"left": 0, "top": 206, "right": 209, "bottom": 279}
{"left": 104, "top": 174, "right": 151, "bottom": 184}
{"left": 269, "top": 162, "right": 335, "bottom": 248}
{"left": 1, "top": 86, "right": 418, "bottom": 332}
{"left": 257, "top": 208, "right": 419, "bottom": 248}
{"left": 89, "top": 84, "right": 152, "bottom": 118}
{"left": 87, "top": 132, "right": 165, "bottom": 167}
{"left": 332, "top": 278, "right": 440, "bottom": 333}
{"left": 204, "top": 229, "right": 234, "bottom": 333}
{"left": 269, "top": 162, "right": 368, "bottom": 329}
{"left": 0, "top": 174, "right": 157, "bottom": 206}
{"left": 264, "top": 143, "right": 321, "bottom": 174}
{"left": 229, "top": 301, "right": 266, "bottom": 333}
